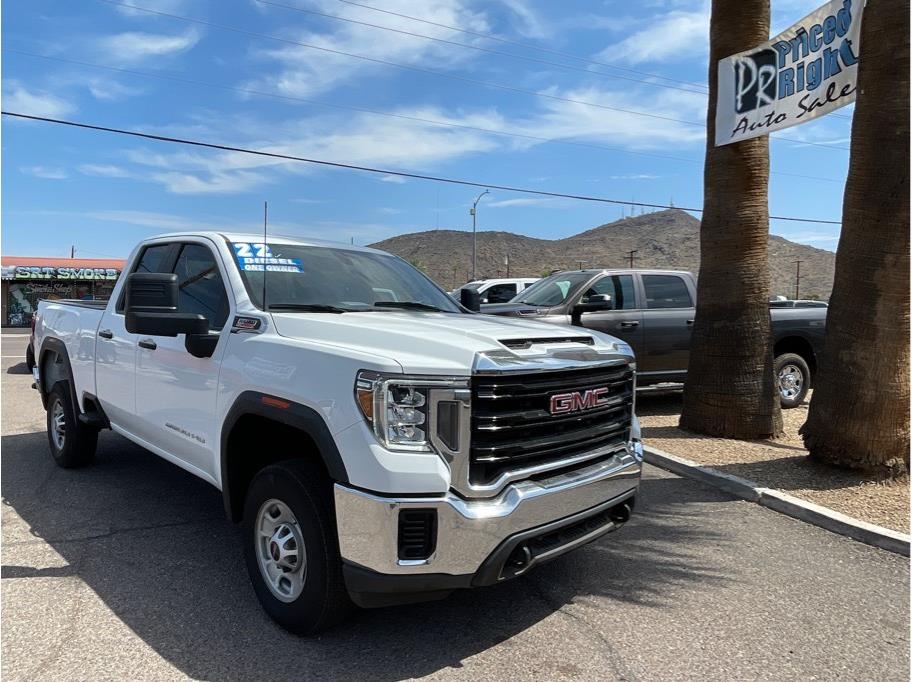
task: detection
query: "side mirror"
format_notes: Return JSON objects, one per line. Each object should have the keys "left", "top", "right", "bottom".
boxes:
{"left": 571, "top": 294, "right": 613, "bottom": 325}
{"left": 124, "top": 273, "right": 209, "bottom": 337}
{"left": 460, "top": 288, "right": 481, "bottom": 312}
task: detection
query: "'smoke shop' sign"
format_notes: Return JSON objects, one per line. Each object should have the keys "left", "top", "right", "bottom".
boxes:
{"left": 715, "top": 0, "right": 863, "bottom": 146}
{"left": 7, "top": 265, "right": 120, "bottom": 281}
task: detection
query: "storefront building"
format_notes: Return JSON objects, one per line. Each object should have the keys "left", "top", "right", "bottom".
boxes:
{"left": 1, "top": 256, "right": 125, "bottom": 327}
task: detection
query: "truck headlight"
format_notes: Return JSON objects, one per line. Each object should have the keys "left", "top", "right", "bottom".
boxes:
{"left": 356, "top": 372, "right": 433, "bottom": 451}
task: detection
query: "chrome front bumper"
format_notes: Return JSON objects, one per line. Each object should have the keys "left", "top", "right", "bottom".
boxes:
{"left": 334, "top": 443, "right": 642, "bottom": 579}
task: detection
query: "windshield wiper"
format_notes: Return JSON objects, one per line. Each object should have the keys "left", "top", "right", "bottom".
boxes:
{"left": 267, "top": 303, "right": 352, "bottom": 313}
{"left": 373, "top": 301, "right": 445, "bottom": 312}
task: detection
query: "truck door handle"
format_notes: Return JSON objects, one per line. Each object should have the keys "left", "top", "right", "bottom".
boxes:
{"left": 686, "top": 319, "right": 695, "bottom": 325}
{"left": 98, "top": 329, "right": 114, "bottom": 339}
{"left": 138, "top": 339, "right": 157, "bottom": 350}
{"left": 619, "top": 321, "right": 640, "bottom": 328}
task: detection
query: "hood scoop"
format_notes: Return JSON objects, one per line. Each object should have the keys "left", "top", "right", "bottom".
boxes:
{"left": 499, "top": 336, "right": 594, "bottom": 350}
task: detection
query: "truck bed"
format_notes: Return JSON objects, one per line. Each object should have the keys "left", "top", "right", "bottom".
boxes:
{"left": 34, "top": 299, "right": 107, "bottom": 411}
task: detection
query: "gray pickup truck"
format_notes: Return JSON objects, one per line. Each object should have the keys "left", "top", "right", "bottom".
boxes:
{"left": 481, "top": 269, "right": 826, "bottom": 408}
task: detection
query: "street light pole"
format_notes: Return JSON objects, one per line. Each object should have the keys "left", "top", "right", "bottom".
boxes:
{"left": 470, "top": 189, "right": 489, "bottom": 281}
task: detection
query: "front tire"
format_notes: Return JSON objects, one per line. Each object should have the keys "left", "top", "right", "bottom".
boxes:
{"left": 46, "top": 383, "right": 97, "bottom": 467}
{"left": 775, "top": 353, "right": 810, "bottom": 408}
{"left": 242, "top": 460, "right": 353, "bottom": 634}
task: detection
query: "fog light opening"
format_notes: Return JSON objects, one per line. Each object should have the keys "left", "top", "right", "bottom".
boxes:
{"left": 609, "top": 502, "right": 631, "bottom": 524}
{"left": 506, "top": 543, "right": 532, "bottom": 570}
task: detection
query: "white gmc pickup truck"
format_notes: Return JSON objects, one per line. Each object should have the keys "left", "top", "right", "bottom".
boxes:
{"left": 33, "top": 232, "right": 642, "bottom": 633}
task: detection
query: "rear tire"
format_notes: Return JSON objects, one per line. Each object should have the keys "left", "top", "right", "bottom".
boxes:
{"left": 46, "top": 383, "right": 98, "bottom": 467}
{"left": 775, "top": 353, "right": 810, "bottom": 408}
{"left": 25, "top": 343, "right": 35, "bottom": 372}
{"left": 242, "top": 460, "right": 354, "bottom": 634}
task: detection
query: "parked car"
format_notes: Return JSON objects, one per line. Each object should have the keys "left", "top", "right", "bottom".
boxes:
{"left": 451, "top": 277, "right": 539, "bottom": 304}
{"left": 769, "top": 298, "right": 828, "bottom": 308}
{"left": 32, "top": 233, "right": 642, "bottom": 634}
{"left": 482, "top": 268, "right": 826, "bottom": 408}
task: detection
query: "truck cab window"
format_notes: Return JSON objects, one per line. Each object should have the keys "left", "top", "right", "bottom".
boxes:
{"left": 643, "top": 274, "right": 693, "bottom": 309}
{"left": 174, "top": 244, "right": 230, "bottom": 330}
{"left": 135, "top": 244, "right": 173, "bottom": 273}
{"left": 583, "top": 275, "right": 636, "bottom": 309}
{"left": 484, "top": 283, "right": 517, "bottom": 303}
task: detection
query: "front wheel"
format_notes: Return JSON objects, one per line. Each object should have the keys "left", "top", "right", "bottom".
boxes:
{"left": 242, "top": 461, "right": 353, "bottom": 634}
{"left": 46, "top": 383, "right": 97, "bottom": 467}
{"left": 775, "top": 353, "right": 810, "bottom": 409}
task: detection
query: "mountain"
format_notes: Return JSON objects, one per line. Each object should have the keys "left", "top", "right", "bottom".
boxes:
{"left": 369, "top": 209, "right": 836, "bottom": 299}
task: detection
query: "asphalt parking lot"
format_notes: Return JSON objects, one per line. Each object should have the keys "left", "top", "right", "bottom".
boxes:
{"left": 1, "top": 330, "right": 909, "bottom": 681}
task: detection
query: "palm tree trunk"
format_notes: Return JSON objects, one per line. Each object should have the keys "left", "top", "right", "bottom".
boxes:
{"left": 800, "top": 0, "right": 910, "bottom": 476}
{"left": 680, "top": 0, "right": 783, "bottom": 438}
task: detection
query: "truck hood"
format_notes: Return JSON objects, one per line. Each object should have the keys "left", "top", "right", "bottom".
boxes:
{"left": 271, "top": 310, "right": 631, "bottom": 375}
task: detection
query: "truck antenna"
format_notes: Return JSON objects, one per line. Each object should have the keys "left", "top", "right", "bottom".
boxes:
{"left": 263, "top": 200, "right": 268, "bottom": 310}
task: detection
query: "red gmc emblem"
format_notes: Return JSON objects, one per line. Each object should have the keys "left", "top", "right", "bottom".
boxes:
{"left": 550, "top": 387, "right": 611, "bottom": 414}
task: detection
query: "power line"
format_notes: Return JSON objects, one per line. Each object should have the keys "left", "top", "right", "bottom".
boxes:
{"left": 4, "top": 49, "right": 842, "bottom": 185}
{"left": 332, "top": 0, "right": 709, "bottom": 91}
{"left": 97, "top": 0, "right": 849, "bottom": 150}
{"left": 328, "top": 0, "right": 853, "bottom": 122}
{"left": 1, "top": 111, "right": 843, "bottom": 226}
{"left": 254, "top": 0, "right": 708, "bottom": 96}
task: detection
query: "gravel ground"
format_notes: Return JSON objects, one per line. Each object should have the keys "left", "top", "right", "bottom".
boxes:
{"left": 638, "top": 391, "right": 910, "bottom": 534}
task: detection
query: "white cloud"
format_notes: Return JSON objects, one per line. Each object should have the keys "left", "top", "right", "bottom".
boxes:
{"left": 86, "top": 77, "right": 146, "bottom": 101}
{"left": 497, "top": 0, "right": 549, "bottom": 39}
{"left": 488, "top": 197, "right": 558, "bottom": 208}
{"left": 608, "top": 173, "right": 661, "bottom": 180}
{"left": 3, "top": 81, "right": 74, "bottom": 118}
{"left": 149, "top": 170, "right": 271, "bottom": 195}
{"left": 97, "top": 29, "right": 200, "bottom": 63}
{"left": 114, "top": 109, "right": 499, "bottom": 195}
{"left": 380, "top": 175, "right": 407, "bottom": 184}
{"left": 21, "top": 166, "right": 68, "bottom": 180}
{"left": 594, "top": 8, "right": 708, "bottom": 64}
{"left": 79, "top": 164, "right": 137, "bottom": 178}
{"left": 782, "top": 231, "right": 840, "bottom": 245}
{"left": 85, "top": 210, "right": 235, "bottom": 232}
{"left": 250, "top": 0, "right": 490, "bottom": 97}
{"left": 377, "top": 207, "right": 403, "bottom": 215}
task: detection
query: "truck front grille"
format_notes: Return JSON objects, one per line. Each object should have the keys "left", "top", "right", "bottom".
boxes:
{"left": 470, "top": 364, "right": 634, "bottom": 485}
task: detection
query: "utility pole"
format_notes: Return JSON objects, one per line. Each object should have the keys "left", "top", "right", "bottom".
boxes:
{"left": 627, "top": 249, "right": 638, "bottom": 268}
{"left": 470, "top": 189, "right": 490, "bottom": 281}
{"left": 576, "top": 260, "right": 588, "bottom": 270}
{"left": 504, "top": 254, "right": 510, "bottom": 277}
{"left": 70, "top": 245, "right": 75, "bottom": 258}
{"left": 794, "top": 259, "right": 803, "bottom": 300}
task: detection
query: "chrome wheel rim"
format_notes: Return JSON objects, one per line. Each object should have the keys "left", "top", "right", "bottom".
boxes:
{"left": 778, "top": 364, "right": 804, "bottom": 400}
{"left": 51, "top": 400, "right": 66, "bottom": 450}
{"left": 255, "top": 499, "right": 306, "bottom": 603}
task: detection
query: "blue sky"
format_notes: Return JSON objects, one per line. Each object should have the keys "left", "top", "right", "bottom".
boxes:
{"left": 2, "top": 0, "right": 851, "bottom": 259}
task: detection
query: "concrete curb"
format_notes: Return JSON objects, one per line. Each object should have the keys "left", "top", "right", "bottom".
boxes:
{"left": 644, "top": 445, "right": 911, "bottom": 557}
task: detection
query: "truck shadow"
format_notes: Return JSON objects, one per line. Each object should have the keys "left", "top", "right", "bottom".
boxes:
{"left": 1, "top": 430, "right": 734, "bottom": 681}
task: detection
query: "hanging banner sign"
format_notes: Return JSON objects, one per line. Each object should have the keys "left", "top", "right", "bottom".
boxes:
{"left": 715, "top": 0, "right": 863, "bottom": 146}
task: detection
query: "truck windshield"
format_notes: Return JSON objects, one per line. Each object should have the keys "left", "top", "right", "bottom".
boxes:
{"left": 516, "top": 272, "right": 592, "bottom": 306}
{"left": 232, "top": 242, "right": 461, "bottom": 313}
